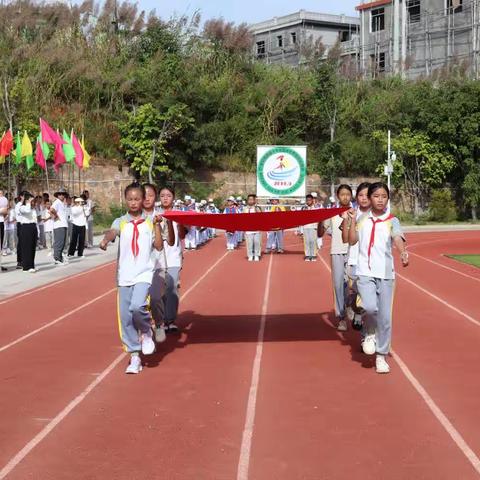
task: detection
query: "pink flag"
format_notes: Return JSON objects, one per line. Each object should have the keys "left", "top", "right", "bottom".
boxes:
{"left": 71, "top": 131, "right": 84, "bottom": 169}
{"left": 35, "top": 140, "right": 46, "bottom": 170}
{"left": 40, "top": 118, "right": 65, "bottom": 145}
{"left": 53, "top": 142, "right": 66, "bottom": 173}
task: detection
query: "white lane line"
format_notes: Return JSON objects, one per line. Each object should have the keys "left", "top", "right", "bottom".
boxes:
{"left": 0, "top": 353, "right": 125, "bottom": 480}
{"left": 397, "top": 273, "right": 480, "bottom": 328}
{"left": 237, "top": 253, "right": 274, "bottom": 480}
{"left": 179, "top": 251, "right": 229, "bottom": 302}
{"left": 408, "top": 251, "right": 480, "bottom": 283}
{"left": 392, "top": 350, "right": 480, "bottom": 475}
{"left": 318, "top": 254, "right": 480, "bottom": 475}
{"left": 0, "top": 261, "right": 115, "bottom": 306}
{"left": 0, "top": 250, "right": 231, "bottom": 478}
{"left": 0, "top": 289, "right": 116, "bottom": 354}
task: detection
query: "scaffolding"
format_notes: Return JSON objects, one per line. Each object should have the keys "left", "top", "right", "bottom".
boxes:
{"left": 352, "top": 0, "right": 480, "bottom": 79}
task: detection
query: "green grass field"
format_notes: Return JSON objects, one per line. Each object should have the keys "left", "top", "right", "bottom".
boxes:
{"left": 447, "top": 255, "right": 480, "bottom": 268}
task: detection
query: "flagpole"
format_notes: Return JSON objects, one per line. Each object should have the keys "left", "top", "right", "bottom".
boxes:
{"left": 45, "top": 163, "right": 50, "bottom": 194}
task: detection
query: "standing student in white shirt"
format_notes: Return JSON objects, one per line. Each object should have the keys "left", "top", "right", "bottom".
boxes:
{"left": 150, "top": 186, "right": 184, "bottom": 336}
{"left": 318, "top": 184, "right": 353, "bottom": 332}
{"left": 244, "top": 194, "right": 262, "bottom": 262}
{"left": 342, "top": 182, "right": 371, "bottom": 331}
{"left": 100, "top": 183, "right": 164, "bottom": 375}
{"left": 68, "top": 196, "right": 91, "bottom": 258}
{"left": 3, "top": 200, "right": 16, "bottom": 255}
{"left": 82, "top": 190, "right": 95, "bottom": 248}
{"left": 42, "top": 200, "right": 54, "bottom": 254}
{"left": 348, "top": 182, "right": 409, "bottom": 374}
{"left": 14, "top": 192, "right": 25, "bottom": 269}
{"left": 50, "top": 188, "right": 69, "bottom": 264}
{"left": 18, "top": 192, "right": 38, "bottom": 272}
{"left": 303, "top": 194, "right": 318, "bottom": 262}
{"left": 0, "top": 190, "right": 8, "bottom": 271}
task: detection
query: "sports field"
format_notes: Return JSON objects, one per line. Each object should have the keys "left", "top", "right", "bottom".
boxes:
{"left": 0, "top": 230, "right": 479, "bottom": 479}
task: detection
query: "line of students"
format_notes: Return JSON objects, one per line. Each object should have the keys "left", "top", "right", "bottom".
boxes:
{"left": 100, "top": 183, "right": 184, "bottom": 374}
{"left": 320, "top": 182, "right": 409, "bottom": 374}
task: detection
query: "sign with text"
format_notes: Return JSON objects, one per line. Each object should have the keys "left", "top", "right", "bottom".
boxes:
{"left": 256, "top": 145, "right": 307, "bottom": 197}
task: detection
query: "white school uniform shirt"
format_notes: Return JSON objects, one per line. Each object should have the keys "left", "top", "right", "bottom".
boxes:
{"left": 70, "top": 205, "right": 91, "bottom": 227}
{"left": 86, "top": 199, "right": 94, "bottom": 220}
{"left": 0, "top": 195, "right": 7, "bottom": 222}
{"left": 156, "top": 220, "right": 182, "bottom": 270}
{"left": 323, "top": 215, "right": 349, "bottom": 255}
{"left": 15, "top": 201, "right": 26, "bottom": 224}
{"left": 356, "top": 211, "right": 404, "bottom": 280}
{"left": 42, "top": 209, "right": 54, "bottom": 233}
{"left": 51, "top": 198, "right": 68, "bottom": 229}
{"left": 112, "top": 213, "right": 156, "bottom": 287}
{"left": 18, "top": 203, "right": 38, "bottom": 224}
{"left": 347, "top": 209, "right": 368, "bottom": 269}
{"left": 6, "top": 209, "right": 15, "bottom": 231}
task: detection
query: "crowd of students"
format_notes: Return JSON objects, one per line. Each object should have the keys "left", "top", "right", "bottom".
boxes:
{"left": 0, "top": 188, "right": 95, "bottom": 273}
{"left": 96, "top": 181, "right": 408, "bottom": 375}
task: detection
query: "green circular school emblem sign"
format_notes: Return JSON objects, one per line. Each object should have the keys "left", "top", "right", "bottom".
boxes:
{"left": 257, "top": 146, "right": 307, "bottom": 197}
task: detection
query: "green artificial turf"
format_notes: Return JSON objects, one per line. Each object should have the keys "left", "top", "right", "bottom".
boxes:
{"left": 447, "top": 255, "right": 480, "bottom": 269}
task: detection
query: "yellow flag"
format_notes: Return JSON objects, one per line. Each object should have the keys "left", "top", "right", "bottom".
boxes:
{"left": 0, "top": 156, "right": 5, "bottom": 165}
{"left": 21, "top": 131, "right": 33, "bottom": 157}
{"left": 80, "top": 135, "right": 91, "bottom": 169}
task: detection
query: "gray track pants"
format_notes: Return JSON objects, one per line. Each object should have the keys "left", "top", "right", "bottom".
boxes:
{"left": 150, "top": 266, "right": 181, "bottom": 325}
{"left": 357, "top": 276, "right": 395, "bottom": 355}
{"left": 303, "top": 228, "right": 317, "bottom": 257}
{"left": 331, "top": 253, "right": 348, "bottom": 319}
{"left": 117, "top": 282, "right": 152, "bottom": 353}
{"left": 246, "top": 232, "right": 261, "bottom": 258}
{"left": 53, "top": 227, "right": 67, "bottom": 262}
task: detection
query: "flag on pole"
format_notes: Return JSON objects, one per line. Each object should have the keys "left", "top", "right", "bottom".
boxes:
{"left": 80, "top": 135, "right": 91, "bottom": 169}
{"left": 39, "top": 118, "right": 65, "bottom": 145}
{"left": 14, "top": 131, "right": 22, "bottom": 165}
{"left": 21, "top": 131, "right": 34, "bottom": 170}
{"left": 62, "top": 130, "right": 76, "bottom": 163}
{"left": 71, "top": 131, "right": 84, "bottom": 169}
{"left": 0, "top": 130, "right": 13, "bottom": 157}
{"left": 35, "top": 136, "right": 47, "bottom": 170}
{"left": 38, "top": 134, "right": 50, "bottom": 160}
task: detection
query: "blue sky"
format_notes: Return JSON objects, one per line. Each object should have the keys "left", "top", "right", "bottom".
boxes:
{"left": 148, "top": 1, "right": 359, "bottom": 24}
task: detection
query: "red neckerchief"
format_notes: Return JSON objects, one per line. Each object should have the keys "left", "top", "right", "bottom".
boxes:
{"left": 368, "top": 213, "right": 394, "bottom": 269}
{"left": 130, "top": 218, "right": 145, "bottom": 257}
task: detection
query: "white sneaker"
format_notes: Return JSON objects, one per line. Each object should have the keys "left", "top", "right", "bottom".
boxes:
{"left": 1, "top": 251, "right": 7, "bottom": 256}
{"left": 125, "top": 355, "right": 142, "bottom": 374}
{"left": 337, "top": 319, "right": 348, "bottom": 332}
{"left": 141, "top": 329, "right": 155, "bottom": 355}
{"left": 254, "top": 256, "right": 260, "bottom": 262}
{"left": 248, "top": 256, "right": 253, "bottom": 262}
{"left": 346, "top": 306, "right": 355, "bottom": 322}
{"left": 362, "top": 334, "right": 376, "bottom": 355}
{"left": 155, "top": 326, "right": 166, "bottom": 343}
{"left": 376, "top": 355, "right": 390, "bottom": 374}
{"left": 28, "top": 268, "right": 37, "bottom": 273}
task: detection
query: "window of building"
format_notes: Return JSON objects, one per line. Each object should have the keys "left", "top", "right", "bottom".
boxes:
{"left": 371, "top": 7, "right": 385, "bottom": 32}
{"left": 407, "top": 0, "right": 421, "bottom": 23}
{"left": 340, "top": 30, "right": 351, "bottom": 42}
{"left": 290, "top": 32, "right": 297, "bottom": 45}
{"left": 256, "top": 41, "right": 265, "bottom": 57}
{"left": 370, "top": 51, "right": 386, "bottom": 75}
{"left": 447, "top": 0, "right": 463, "bottom": 13}
{"left": 277, "top": 35, "right": 283, "bottom": 48}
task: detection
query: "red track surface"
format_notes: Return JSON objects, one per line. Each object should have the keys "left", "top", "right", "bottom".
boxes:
{"left": 1, "top": 230, "right": 479, "bottom": 479}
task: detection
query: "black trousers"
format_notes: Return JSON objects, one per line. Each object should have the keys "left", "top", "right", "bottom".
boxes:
{"left": 68, "top": 224, "right": 86, "bottom": 257}
{"left": 0, "top": 222, "right": 4, "bottom": 250}
{"left": 16, "top": 223, "right": 23, "bottom": 265}
{"left": 21, "top": 223, "right": 38, "bottom": 270}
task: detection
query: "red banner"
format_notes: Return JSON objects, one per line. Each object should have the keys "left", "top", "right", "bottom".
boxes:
{"left": 162, "top": 207, "right": 347, "bottom": 232}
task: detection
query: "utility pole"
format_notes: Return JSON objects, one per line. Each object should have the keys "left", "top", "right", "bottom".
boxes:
{"left": 385, "top": 130, "right": 395, "bottom": 212}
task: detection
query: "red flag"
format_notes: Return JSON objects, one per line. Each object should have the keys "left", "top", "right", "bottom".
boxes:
{"left": 71, "top": 131, "right": 84, "bottom": 169}
{"left": 35, "top": 140, "right": 46, "bottom": 170}
{"left": 0, "top": 130, "right": 14, "bottom": 157}
{"left": 53, "top": 142, "right": 66, "bottom": 172}
{"left": 39, "top": 118, "right": 65, "bottom": 145}
{"left": 162, "top": 207, "right": 348, "bottom": 232}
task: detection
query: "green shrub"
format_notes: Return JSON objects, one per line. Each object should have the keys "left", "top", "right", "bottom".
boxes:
{"left": 429, "top": 189, "right": 457, "bottom": 222}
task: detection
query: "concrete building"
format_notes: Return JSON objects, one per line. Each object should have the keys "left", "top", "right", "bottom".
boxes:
{"left": 357, "top": 0, "right": 480, "bottom": 78}
{"left": 249, "top": 10, "right": 360, "bottom": 66}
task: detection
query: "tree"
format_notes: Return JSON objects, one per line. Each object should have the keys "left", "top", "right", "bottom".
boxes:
{"left": 118, "top": 103, "right": 193, "bottom": 181}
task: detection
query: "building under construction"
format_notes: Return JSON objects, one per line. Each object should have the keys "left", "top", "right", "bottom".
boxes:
{"left": 251, "top": 0, "right": 480, "bottom": 79}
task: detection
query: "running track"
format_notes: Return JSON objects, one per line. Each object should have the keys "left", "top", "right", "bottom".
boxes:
{"left": 0, "top": 230, "right": 479, "bottom": 479}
